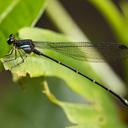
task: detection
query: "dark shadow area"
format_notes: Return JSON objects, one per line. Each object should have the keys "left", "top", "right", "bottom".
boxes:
{"left": 0, "top": 71, "right": 72, "bottom": 128}
{"left": 0, "top": 70, "right": 90, "bottom": 128}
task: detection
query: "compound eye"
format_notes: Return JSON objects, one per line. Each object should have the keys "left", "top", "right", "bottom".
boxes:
{"left": 7, "top": 34, "right": 15, "bottom": 45}
{"left": 10, "top": 38, "right": 14, "bottom": 42}
{"left": 9, "top": 34, "right": 13, "bottom": 38}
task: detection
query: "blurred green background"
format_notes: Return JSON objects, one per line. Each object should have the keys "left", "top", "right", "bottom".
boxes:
{"left": 0, "top": 0, "right": 128, "bottom": 128}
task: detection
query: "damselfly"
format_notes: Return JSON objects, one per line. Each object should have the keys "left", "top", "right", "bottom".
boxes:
{"left": 4, "top": 34, "right": 128, "bottom": 107}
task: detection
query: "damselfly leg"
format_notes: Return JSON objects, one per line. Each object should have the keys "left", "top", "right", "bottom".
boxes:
{"left": 4, "top": 48, "right": 27, "bottom": 68}
{"left": 5, "top": 47, "right": 14, "bottom": 57}
{"left": 4, "top": 47, "right": 17, "bottom": 62}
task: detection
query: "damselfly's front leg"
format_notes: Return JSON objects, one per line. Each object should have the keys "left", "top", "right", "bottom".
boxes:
{"left": 11, "top": 50, "right": 27, "bottom": 68}
{"left": 4, "top": 48, "right": 17, "bottom": 62}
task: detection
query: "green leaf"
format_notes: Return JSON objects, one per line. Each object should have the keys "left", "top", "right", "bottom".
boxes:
{"left": 43, "top": 84, "right": 127, "bottom": 128}
{"left": 0, "top": 0, "right": 47, "bottom": 58}
{"left": 0, "top": 77, "right": 69, "bottom": 128}
{"left": 2, "top": 27, "right": 127, "bottom": 127}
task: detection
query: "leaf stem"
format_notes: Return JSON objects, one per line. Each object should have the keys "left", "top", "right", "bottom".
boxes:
{"left": 46, "top": 0, "right": 88, "bottom": 41}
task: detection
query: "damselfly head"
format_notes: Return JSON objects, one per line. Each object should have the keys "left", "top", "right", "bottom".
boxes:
{"left": 7, "top": 34, "right": 15, "bottom": 45}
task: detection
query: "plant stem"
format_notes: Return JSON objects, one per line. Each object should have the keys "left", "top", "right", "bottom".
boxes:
{"left": 46, "top": 0, "right": 88, "bottom": 41}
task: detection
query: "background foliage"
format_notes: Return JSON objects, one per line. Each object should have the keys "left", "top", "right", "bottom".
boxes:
{"left": 0, "top": 0, "right": 128, "bottom": 128}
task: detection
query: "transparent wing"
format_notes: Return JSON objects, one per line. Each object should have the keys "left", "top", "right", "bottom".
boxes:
{"left": 34, "top": 41, "right": 128, "bottom": 62}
